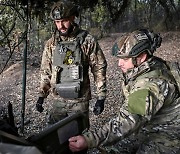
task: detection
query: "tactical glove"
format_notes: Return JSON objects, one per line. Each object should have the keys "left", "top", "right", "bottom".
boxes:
{"left": 93, "top": 99, "right": 105, "bottom": 115}
{"left": 36, "top": 97, "right": 44, "bottom": 113}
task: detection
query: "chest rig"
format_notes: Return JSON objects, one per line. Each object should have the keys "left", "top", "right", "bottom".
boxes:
{"left": 53, "top": 31, "right": 87, "bottom": 99}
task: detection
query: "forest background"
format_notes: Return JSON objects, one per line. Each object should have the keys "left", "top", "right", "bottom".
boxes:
{"left": 1, "top": 0, "right": 180, "bottom": 67}
{"left": 0, "top": 1, "right": 180, "bottom": 152}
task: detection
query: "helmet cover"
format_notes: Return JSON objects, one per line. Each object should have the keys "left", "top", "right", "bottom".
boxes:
{"left": 112, "top": 29, "right": 162, "bottom": 58}
{"left": 50, "top": 0, "right": 79, "bottom": 20}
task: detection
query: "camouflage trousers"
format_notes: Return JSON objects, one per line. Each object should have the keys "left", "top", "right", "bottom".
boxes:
{"left": 48, "top": 98, "right": 90, "bottom": 129}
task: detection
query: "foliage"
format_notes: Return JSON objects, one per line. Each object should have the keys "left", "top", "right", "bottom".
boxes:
{"left": 0, "top": 0, "right": 53, "bottom": 73}
{"left": 113, "top": 0, "right": 180, "bottom": 32}
{"left": 92, "top": 1, "right": 107, "bottom": 23}
{"left": 0, "top": 0, "right": 180, "bottom": 73}
{"left": 101, "top": 0, "right": 130, "bottom": 23}
{"left": 0, "top": 0, "right": 25, "bottom": 46}
{"left": 14, "top": 0, "right": 98, "bottom": 21}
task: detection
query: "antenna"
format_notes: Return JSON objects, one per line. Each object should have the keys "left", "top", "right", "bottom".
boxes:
{"left": 20, "top": 0, "right": 30, "bottom": 134}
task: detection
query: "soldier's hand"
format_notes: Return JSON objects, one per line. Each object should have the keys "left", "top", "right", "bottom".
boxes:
{"left": 69, "top": 135, "right": 88, "bottom": 152}
{"left": 93, "top": 99, "right": 105, "bottom": 115}
{"left": 36, "top": 97, "right": 44, "bottom": 113}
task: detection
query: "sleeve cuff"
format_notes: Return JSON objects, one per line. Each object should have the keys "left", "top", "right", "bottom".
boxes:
{"left": 38, "top": 91, "right": 48, "bottom": 98}
{"left": 97, "top": 96, "right": 106, "bottom": 100}
{"left": 83, "top": 131, "right": 97, "bottom": 148}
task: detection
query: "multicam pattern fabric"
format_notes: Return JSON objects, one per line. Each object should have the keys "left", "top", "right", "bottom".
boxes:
{"left": 112, "top": 31, "right": 151, "bottom": 58}
{"left": 39, "top": 25, "right": 107, "bottom": 100}
{"left": 112, "top": 30, "right": 161, "bottom": 59}
{"left": 83, "top": 56, "right": 180, "bottom": 153}
{"left": 39, "top": 25, "right": 107, "bottom": 125}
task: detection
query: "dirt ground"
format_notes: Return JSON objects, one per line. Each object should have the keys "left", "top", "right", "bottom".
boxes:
{"left": 0, "top": 31, "right": 180, "bottom": 153}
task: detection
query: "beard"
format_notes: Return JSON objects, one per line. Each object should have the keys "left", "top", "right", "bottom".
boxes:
{"left": 59, "top": 24, "right": 74, "bottom": 36}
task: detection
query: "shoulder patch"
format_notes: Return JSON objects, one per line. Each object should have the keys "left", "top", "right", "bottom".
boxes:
{"left": 128, "top": 89, "right": 149, "bottom": 115}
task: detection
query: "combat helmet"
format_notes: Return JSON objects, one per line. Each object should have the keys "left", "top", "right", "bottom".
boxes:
{"left": 50, "top": 0, "right": 79, "bottom": 20}
{"left": 112, "top": 29, "right": 162, "bottom": 58}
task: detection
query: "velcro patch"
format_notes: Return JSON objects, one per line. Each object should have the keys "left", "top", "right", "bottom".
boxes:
{"left": 128, "top": 89, "right": 149, "bottom": 115}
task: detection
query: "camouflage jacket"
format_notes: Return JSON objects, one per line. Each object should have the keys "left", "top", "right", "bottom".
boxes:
{"left": 39, "top": 25, "right": 107, "bottom": 101}
{"left": 83, "top": 56, "right": 180, "bottom": 148}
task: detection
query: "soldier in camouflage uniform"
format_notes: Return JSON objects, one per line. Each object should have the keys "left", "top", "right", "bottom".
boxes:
{"left": 69, "top": 29, "right": 180, "bottom": 153}
{"left": 36, "top": 0, "right": 107, "bottom": 128}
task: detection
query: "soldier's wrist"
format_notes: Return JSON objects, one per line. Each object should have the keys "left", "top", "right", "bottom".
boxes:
{"left": 38, "top": 94, "right": 46, "bottom": 98}
{"left": 82, "top": 132, "right": 97, "bottom": 148}
{"left": 38, "top": 91, "right": 48, "bottom": 98}
{"left": 97, "top": 96, "right": 106, "bottom": 101}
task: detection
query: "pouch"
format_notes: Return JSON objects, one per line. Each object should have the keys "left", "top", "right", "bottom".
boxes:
{"left": 55, "top": 81, "right": 81, "bottom": 98}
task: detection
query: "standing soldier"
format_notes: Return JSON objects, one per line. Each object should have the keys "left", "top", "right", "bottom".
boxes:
{"left": 36, "top": 0, "right": 107, "bottom": 129}
{"left": 69, "top": 29, "right": 180, "bottom": 153}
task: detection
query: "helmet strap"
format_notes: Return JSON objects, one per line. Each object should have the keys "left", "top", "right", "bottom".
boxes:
{"left": 132, "top": 57, "right": 138, "bottom": 67}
